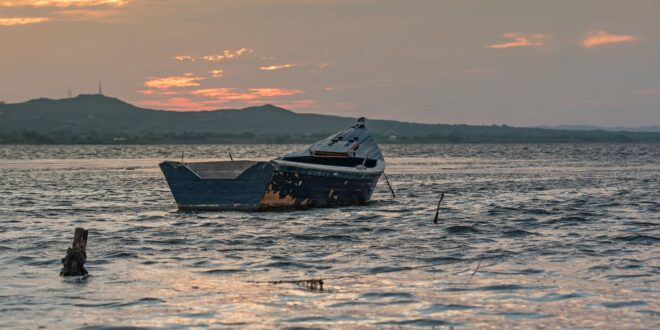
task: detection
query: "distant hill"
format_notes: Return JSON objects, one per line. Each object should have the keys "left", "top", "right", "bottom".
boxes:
{"left": 536, "top": 125, "right": 660, "bottom": 133}
{"left": 1, "top": 94, "right": 659, "bottom": 144}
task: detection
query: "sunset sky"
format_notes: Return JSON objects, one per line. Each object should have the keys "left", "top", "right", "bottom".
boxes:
{"left": 1, "top": 0, "right": 659, "bottom": 126}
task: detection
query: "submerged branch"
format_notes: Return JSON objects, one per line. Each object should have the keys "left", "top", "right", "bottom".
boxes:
{"left": 247, "top": 256, "right": 492, "bottom": 291}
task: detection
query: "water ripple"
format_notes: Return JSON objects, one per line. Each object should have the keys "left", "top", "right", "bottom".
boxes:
{"left": 0, "top": 143, "right": 658, "bottom": 328}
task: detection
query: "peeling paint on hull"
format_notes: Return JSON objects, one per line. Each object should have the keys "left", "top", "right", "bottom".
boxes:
{"left": 258, "top": 165, "right": 381, "bottom": 209}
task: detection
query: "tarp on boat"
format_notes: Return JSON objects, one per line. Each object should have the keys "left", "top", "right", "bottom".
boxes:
{"left": 282, "top": 118, "right": 384, "bottom": 161}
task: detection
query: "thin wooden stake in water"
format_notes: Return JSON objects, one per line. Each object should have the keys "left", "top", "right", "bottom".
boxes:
{"left": 433, "top": 192, "right": 445, "bottom": 224}
{"left": 466, "top": 260, "right": 482, "bottom": 285}
{"left": 229, "top": 152, "right": 234, "bottom": 161}
{"left": 181, "top": 151, "right": 184, "bottom": 163}
{"left": 383, "top": 172, "right": 396, "bottom": 198}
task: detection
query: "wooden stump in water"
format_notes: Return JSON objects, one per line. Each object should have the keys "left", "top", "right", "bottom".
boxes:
{"left": 60, "top": 227, "right": 88, "bottom": 277}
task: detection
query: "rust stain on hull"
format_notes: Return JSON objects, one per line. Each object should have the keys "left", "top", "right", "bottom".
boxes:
{"left": 259, "top": 183, "right": 297, "bottom": 207}
{"left": 259, "top": 183, "right": 312, "bottom": 208}
{"left": 257, "top": 168, "right": 378, "bottom": 209}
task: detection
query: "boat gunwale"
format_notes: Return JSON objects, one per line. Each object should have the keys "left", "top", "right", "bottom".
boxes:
{"left": 161, "top": 158, "right": 384, "bottom": 180}
{"left": 271, "top": 158, "right": 385, "bottom": 175}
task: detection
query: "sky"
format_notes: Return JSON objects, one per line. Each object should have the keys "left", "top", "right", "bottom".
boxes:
{"left": 1, "top": 0, "right": 659, "bottom": 126}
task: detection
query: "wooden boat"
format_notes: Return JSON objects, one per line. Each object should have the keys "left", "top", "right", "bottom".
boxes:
{"left": 159, "top": 118, "right": 385, "bottom": 211}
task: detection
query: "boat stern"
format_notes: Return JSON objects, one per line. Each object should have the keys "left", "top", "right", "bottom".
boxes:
{"left": 159, "top": 160, "right": 274, "bottom": 211}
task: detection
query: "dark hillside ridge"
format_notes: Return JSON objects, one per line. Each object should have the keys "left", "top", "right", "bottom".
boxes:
{"left": 1, "top": 94, "right": 659, "bottom": 144}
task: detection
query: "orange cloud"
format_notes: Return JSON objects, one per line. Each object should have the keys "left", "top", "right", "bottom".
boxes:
{"left": 190, "top": 87, "right": 302, "bottom": 102}
{"left": 486, "top": 33, "right": 549, "bottom": 49}
{"left": 201, "top": 48, "right": 253, "bottom": 62}
{"left": 1, "top": 1, "right": 130, "bottom": 22}
{"left": 190, "top": 88, "right": 254, "bottom": 101}
{"left": 0, "top": 0, "right": 128, "bottom": 7}
{"left": 144, "top": 75, "right": 205, "bottom": 89}
{"left": 0, "top": 17, "right": 49, "bottom": 25}
{"left": 210, "top": 69, "right": 223, "bottom": 78}
{"left": 138, "top": 88, "right": 311, "bottom": 111}
{"left": 138, "top": 96, "right": 316, "bottom": 112}
{"left": 138, "top": 89, "right": 180, "bottom": 95}
{"left": 54, "top": 9, "right": 122, "bottom": 18}
{"left": 582, "top": 30, "right": 637, "bottom": 49}
{"left": 173, "top": 55, "right": 195, "bottom": 62}
{"left": 259, "top": 64, "right": 295, "bottom": 71}
{"left": 249, "top": 88, "right": 303, "bottom": 97}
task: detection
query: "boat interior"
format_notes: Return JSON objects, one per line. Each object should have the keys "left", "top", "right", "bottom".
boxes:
{"left": 282, "top": 156, "right": 378, "bottom": 168}
{"left": 183, "top": 161, "right": 265, "bottom": 179}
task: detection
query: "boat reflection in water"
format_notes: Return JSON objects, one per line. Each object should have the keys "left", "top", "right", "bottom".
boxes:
{"left": 159, "top": 117, "right": 385, "bottom": 210}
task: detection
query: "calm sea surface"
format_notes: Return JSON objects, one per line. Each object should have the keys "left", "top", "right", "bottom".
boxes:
{"left": 0, "top": 144, "right": 658, "bottom": 329}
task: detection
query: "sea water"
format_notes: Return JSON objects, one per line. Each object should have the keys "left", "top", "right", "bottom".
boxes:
{"left": 0, "top": 144, "right": 658, "bottom": 328}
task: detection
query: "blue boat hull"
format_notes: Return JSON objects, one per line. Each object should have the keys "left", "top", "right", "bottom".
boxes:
{"left": 159, "top": 161, "right": 274, "bottom": 211}
{"left": 159, "top": 160, "right": 381, "bottom": 211}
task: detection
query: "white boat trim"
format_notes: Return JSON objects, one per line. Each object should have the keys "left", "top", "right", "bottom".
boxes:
{"left": 271, "top": 158, "right": 385, "bottom": 175}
